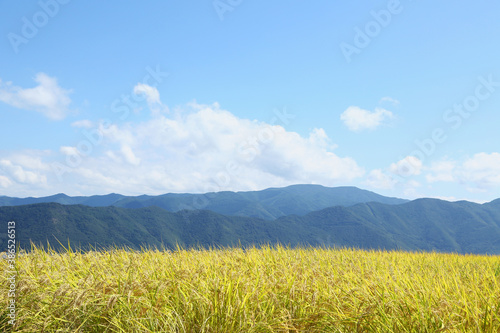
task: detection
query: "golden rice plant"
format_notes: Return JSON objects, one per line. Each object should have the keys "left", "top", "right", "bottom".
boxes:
{"left": 1, "top": 244, "right": 500, "bottom": 332}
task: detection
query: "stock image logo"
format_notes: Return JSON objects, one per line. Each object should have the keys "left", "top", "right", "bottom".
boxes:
{"left": 7, "top": 0, "right": 71, "bottom": 54}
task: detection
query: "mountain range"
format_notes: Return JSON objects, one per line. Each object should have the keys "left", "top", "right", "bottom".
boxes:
{"left": 0, "top": 185, "right": 407, "bottom": 220}
{"left": 1, "top": 185, "right": 499, "bottom": 254}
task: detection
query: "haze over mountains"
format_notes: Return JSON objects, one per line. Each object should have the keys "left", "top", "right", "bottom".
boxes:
{"left": 1, "top": 185, "right": 499, "bottom": 254}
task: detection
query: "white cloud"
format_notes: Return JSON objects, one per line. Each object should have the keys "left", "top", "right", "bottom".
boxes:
{"left": 421, "top": 153, "right": 500, "bottom": 192}
{"left": 340, "top": 106, "right": 393, "bottom": 132}
{"left": 460, "top": 152, "right": 500, "bottom": 189}
{"left": 406, "top": 180, "right": 421, "bottom": 188}
{"left": 402, "top": 180, "right": 422, "bottom": 198}
{"left": 71, "top": 120, "right": 93, "bottom": 128}
{"left": 133, "top": 83, "right": 160, "bottom": 105}
{"left": 0, "top": 175, "right": 12, "bottom": 188}
{"left": 133, "top": 83, "right": 167, "bottom": 115}
{"left": 379, "top": 97, "right": 400, "bottom": 106}
{"left": 425, "top": 160, "right": 456, "bottom": 183}
{"left": 365, "top": 169, "right": 397, "bottom": 190}
{"left": 0, "top": 159, "right": 47, "bottom": 185}
{"left": 0, "top": 73, "right": 72, "bottom": 120}
{"left": 60, "top": 146, "right": 79, "bottom": 156}
{"left": 96, "top": 102, "right": 365, "bottom": 193}
{"left": 0, "top": 151, "right": 56, "bottom": 196}
{"left": 120, "top": 145, "right": 141, "bottom": 166}
{"left": 4, "top": 152, "right": 51, "bottom": 172}
{"left": 0, "top": 102, "right": 365, "bottom": 196}
{"left": 307, "top": 128, "right": 337, "bottom": 150}
{"left": 390, "top": 156, "right": 423, "bottom": 177}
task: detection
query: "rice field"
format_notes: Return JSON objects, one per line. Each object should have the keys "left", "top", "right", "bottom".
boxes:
{"left": 2, "top": 244, "right": 500, "bottom": 332}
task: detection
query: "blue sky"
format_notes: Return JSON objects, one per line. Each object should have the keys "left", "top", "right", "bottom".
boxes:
{"left": 1, "top": 0, "right": 499, "bottom": 202}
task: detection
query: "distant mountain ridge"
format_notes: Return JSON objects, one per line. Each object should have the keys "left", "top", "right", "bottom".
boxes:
{"left": 1, "top": 196, "right": 500, "bottom": 254}
{"left": 0, "top": 193, "right": 126, "bottom": 207}
{"left": 0, "top": 185, "right": 408, "bottom": 220}
{"left": 289, "top": 198, "right": 500, "bottom": 254}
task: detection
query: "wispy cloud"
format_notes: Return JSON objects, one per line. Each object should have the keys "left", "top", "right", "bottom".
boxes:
{"left": 379, "top": 97, "right": 400, "bottom": 106}
{"left": 0, "top": 73, "right": 72, "bottom": 120}
{"left": 340, "top": 106, "right": 393, "bottom": 132}
{"left": 71, "top": 120, "right": 93, "bottom": 128}
{"left": 133, "top": 83, "right": 167, "bottom": 115}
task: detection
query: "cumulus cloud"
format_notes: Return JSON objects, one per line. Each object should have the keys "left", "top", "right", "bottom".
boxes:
{"left": 364, "top": 163, "right": 423, "bottom": 198}
{"left": 94, "top": 103, "right": 364, "bottom": 193}
{"left": 0, "top": 175, "right": 12, "bottom": 188}
{"left": 340, "top": 106, "right": 393, "bottom": 132}
{"left": 459, "top": 153, "right": 500, "bottom": 189}
{"left": 0, "top": 73, "right": 72, "bottom": 120}
{"left": 0, "top": 102, "right": 365, "bottom": 196}
{"left": 307, "top": 128, "right": 337, "bottom": 150}
{"left": 0, "top": 159, "right": 47, "bottom": 185}
{"left": 425, "top": 160, "right": 456, "bottom": 183}
{"left": 389, "top": 156, "right": 423, "bottom": 177}
{"left": 421, "top": 153, "right": 500, "bottom": 192}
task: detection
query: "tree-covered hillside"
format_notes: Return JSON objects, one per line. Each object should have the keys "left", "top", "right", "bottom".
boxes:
{"left": 1, "top": 197, "right": 500, "bottom": 254}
